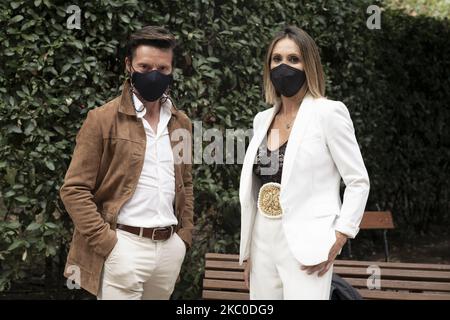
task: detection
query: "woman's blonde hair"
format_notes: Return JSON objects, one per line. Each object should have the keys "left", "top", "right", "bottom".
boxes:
{"left": 263, "top": 26, "right": 325, "bottom": 105}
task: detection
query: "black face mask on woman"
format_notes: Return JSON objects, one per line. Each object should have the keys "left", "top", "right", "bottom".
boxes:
{"left": 270, "top": 63, "right": 306, "bottom": 97}
{"left": 130, "top": 67, "right": 173, "bottom": 102}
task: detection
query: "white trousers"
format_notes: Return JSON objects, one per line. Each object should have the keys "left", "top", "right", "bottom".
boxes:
{"left": 97, "top": 228, "right": 186, "bottom": 300}
{"left": 250, "top": 210, "right": 333, "bottom": 300}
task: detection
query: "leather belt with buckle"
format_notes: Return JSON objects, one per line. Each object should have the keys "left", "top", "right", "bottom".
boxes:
{"left": 116, "top": 224, "right": 175, "bottom": 241}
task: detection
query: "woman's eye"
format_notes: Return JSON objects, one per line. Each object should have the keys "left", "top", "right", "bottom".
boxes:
{"left": 272, "top": 56, "right": 281, "bottom": 62}
{"left": 289, "top": 56, "right": 300, "bottom": 63}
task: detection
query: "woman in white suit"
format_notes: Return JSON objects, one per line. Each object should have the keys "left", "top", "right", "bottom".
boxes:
{"left": 239, "top": 26, "right": 370, "bottom": 300}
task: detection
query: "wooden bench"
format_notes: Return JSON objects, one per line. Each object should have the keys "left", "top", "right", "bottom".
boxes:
{"left": 202, "top": 211, "right": 450, "bottom": 300}
{"left": 203, "top": 253, "right": 450, "bottom": 300}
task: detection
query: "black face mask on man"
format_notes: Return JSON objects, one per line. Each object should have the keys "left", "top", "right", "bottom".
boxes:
{"left": 130, "top": 66, "right": 173, "bottom": 102}
{"left": 270, "top": 63, "right": 306, "bottom": 97}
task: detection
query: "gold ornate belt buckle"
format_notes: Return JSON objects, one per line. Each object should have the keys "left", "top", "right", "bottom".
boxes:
{"left": 257, "top": 182, "right": 283, "bottom": 219}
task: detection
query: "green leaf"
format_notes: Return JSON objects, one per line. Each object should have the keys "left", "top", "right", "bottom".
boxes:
{"left": 7, "top": 221, "right": 21, "bottom": 229}
{"left": 8, "top": 240, "right": 26, "bottom": 251}
{"left": 53, "top": 126, "right": 65, "bottom": 135}
{"left": 24, "top": 121, "right": 36, "bottom": 135}
{"left": 5, "top": 168, "right": 17, "bottom": 185}
{"left": 45, "top": 160, "right": 55, "bottom": 171}
{"left": 60, "top": 105, "right": 70, "bottom": 113}
{"left": 10, "top": 15, "right": 24, "bottom": 23}
{"left": 43, "top": 229, "right": 55, "bottom": 236}
{"left": 26, "top": 222, "right": 42, "bottom": 231}
{"left": 206, "top": 57, "right": 220, "bottom": 63}
{"left": 34, "top": 184, "right": 43, "bottom": 194}
{"left": 61, "top": 64, "right": 71, "bottom": 74}
{"left": 6, "top": 124, "right": 22, "bottom": 133}
{"left": 45, "top": 222, "right": 58, "bottom": 229}
{"left": 73, "top": 41, "right": 83, "bottom": 50}
{"left": 3, "top": 190, "right": 16, "bottom": 198}
{"left": 120, "top": 14, "right": 130, "bottom": 23}
{"left": 14, "top": 196, "right": 29, "bottom": 203}
{"left": 46, "top": 245, "right": 56, "bottom": 257}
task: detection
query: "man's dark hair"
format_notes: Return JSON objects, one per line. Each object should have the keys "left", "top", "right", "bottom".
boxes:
{"left": 126, "top": 26, "right": 176, "bottom": 62}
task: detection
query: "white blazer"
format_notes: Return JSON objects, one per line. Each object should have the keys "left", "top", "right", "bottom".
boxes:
{"left": 239, "top": 93, "right": 370, "bottom": 266}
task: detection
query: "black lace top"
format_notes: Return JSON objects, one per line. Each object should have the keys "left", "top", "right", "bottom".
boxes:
{"left": 253, "top": 139, "right": 288, "bottom": 185}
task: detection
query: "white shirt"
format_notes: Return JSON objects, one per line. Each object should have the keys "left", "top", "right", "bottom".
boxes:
{"left": 116, "top": 94, "right": 178, "bottom": 228}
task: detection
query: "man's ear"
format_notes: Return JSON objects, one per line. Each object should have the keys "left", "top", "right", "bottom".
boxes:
{"left": 125, "top": 56, "right": 131, "bottom": 73}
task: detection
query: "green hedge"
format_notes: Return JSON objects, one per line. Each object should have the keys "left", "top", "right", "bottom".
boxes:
{"left": 0, "top": 0, "right": 448, "bottom": 298}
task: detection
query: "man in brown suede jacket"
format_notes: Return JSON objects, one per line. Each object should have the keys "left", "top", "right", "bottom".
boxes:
{"left": 60, "top": 26, "right": 194, "bottom": 299}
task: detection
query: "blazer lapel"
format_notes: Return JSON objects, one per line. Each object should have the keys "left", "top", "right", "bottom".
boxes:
{"left": 239, "top": 105, "right": 279, "bottom": 201}
{"left": 281, "top": 94, "right": 315, "bottom": 186}
{"left": 248, "top": 105, "right": 280, "bottom": 162}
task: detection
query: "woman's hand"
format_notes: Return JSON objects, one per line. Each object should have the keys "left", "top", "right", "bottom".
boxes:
{"left": 301, "top": 231, "right": 348, "bottom": 277}
{"left": 244, "top": 258, "right": 251, "bottom": 289}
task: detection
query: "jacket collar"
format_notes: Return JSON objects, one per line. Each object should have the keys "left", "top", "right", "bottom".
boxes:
{"left": 118, "top": 79, "right": 179, "bottom": 117}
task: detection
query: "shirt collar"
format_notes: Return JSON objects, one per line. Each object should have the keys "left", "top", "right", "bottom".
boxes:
{"left": 132, "top": 93, "right": 172, "bottom": 119}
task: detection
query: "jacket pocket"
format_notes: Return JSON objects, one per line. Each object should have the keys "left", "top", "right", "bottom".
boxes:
{"left": 67, "top": 230, "right": 97, "bottom": 271}
{"left": 312, "top": 203, "right": 340, "bottom": 218}
{"left": 101, "top": 210, "right": 118, "bottom": 230}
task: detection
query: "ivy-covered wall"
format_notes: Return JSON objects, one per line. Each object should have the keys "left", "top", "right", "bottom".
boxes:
{"left": 0, "top": 0, "right": 448, "bottom": 298}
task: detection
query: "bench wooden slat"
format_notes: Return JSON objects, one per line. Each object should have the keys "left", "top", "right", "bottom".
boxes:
{"left": 203, "top": 271, "right": 450, "bottom": 292}
{"left": 202, "top": 288, "right": 450, "bottom": 300}
{"left": 205, "top": 259, "right": 450, "bottom": 282}
{"left": 205, "top": 259, "right": 450, "bottom": 279}
{"left": 203, "top": 276, "right": 450, "bottom": 293}
{"left": 202, "top": 290, "right": 249, "bottom": 300}
{"left": 202, "top": 289, "right": 450, "bottom": 300}
{"left": 206, "top": 253, "right": 240, "bottom": 261}
{"left": 206, "top": 260, "right": 245, "bottom": 271}
{"left": 335, "top": 260, "right": 450, "bottom": 271}
{"left": 205, "top": 254, "right": 450, "bottom": 271}
{"left": 334, "top": 266, "right": 450, "bottom": 282}
{"left": 205, "top": 270, "right": 244, "bottom": 281}
{"left": 203, "top": 279, "right": 247, "bottom": 291}
{"left": 357, "top": 289, "right": 450, "bottom": 300}
{"left": 343, "top": 277, "right": 450, "bottom": 292}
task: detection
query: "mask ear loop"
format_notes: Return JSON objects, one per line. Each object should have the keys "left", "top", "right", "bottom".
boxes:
{"left": 159, "top": 85, "right": 170, "bottom": 105}
{"left": 128, "top": 64, "right": 146, "bottom": 113}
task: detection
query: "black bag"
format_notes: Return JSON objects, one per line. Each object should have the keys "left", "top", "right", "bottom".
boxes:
{"left": 330, "top": 273, "right": 363, "bottom": 300}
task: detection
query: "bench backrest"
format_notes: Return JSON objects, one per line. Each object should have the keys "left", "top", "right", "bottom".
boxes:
{"left": 359, "top": 211, "right": 394, "bottom": 230}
